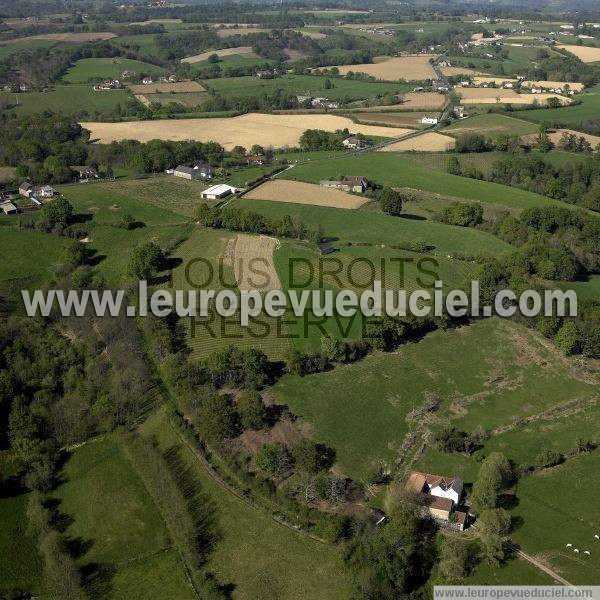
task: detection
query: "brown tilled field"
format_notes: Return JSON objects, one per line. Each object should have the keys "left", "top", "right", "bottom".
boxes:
{"left": 81, "top": 113, "right": 412, "bottom": 149}
{"left": 333, "top": 55, "right": 438, "bottom": 81}
{"left": 441, "top": 66, "right": 488, "bottom": 77}
{"left": 399, "top": 92, "right": 447, "bottom": 110}
{"left": 129, "top": 81, "right": 206, "bottom": 94}
{"left": 233, "top": 234, "right": 281, "bottom": 291}
{"left": 244, "top": 180, "right": 369, "bottom": 209}
{"left": 557, "top": 45, "right": 600, "bottom": 63}
{"left": 379, "top": 132, "right": 454, "bottom": 152}
{"left": 181, "top": 46, "right": 257, "bottom": 64}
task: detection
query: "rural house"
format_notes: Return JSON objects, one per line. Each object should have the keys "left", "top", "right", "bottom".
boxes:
{"left": 421, "top": 116, "right": 439, "bottom": 125}
{"left": 19, "top": 182, "right": 33, "bottom": 198}
{"left": 405, "top": 471, "right": 468, "bottom": 530}
{"left": 173, "top": 165, "right": 202, "bottom": 180}
{"left": 201, "top": 184, "right": 237, "bottom": 200}
{"left": 319, "top": 176, "right": 369, "bottom": 193}
{"left": 193, "top": 162, "right": 215, "bottom": 179}
{"left": 343, "top": 137, "right": 368, "bottom": 150}
{"left": 256, "top": 70, "right": 274, "bottom": 79}
{"left": 79, "top": 166, "right": 99, "bottom": 180}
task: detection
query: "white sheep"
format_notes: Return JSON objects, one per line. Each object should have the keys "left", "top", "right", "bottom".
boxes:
{"left": 584, "top": 551, "right": 591, "bottom": 555}
{"left": 595, "top": 535, "right": 599, "bottom": 540}
{"left": 574, "top": 549, "right": 580, "bottom": 553}
{"left": 566, "top": 543, "right": 573, "bottom": 547}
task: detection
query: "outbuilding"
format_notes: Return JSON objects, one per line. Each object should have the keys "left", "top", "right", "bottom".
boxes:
{"left": 201, "top": 184, "right": 237, "bottom": 200}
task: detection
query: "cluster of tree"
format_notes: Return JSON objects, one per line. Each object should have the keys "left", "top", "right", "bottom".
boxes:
{"left": 439, "top": 201, "right": 484, "bottom": 227}
{"left": 251, "top": 29, "right": 321, "bottom": 61}
{"left": 0, "top": 113, "right": 88, "bottom": 182}
{"left": 455, "top": 150, "right": 600, "bottom": 212}
{"left": 196, "top": 203, "right": 324, "bottom": 243}
{"left": 454, "top": 133, "right": 492, "bottom": 154}
{"left": 299, "top": 128, "right": 351, "bottom": 151}
{"left": 433, "top": 426, "right": 482, "bottom": 455}
{"left": 154, "top": 28, "right": 220, "bottom": 61}
{"left": 255, "top": 438, "right": 335, "bottom": 476}
{"left": 556, "top": 131, "right": 595, "bottom": 153}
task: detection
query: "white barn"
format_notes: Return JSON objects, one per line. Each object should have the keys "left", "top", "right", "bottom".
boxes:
{"left": 201, "top": 184, "right": 237, "bottom": 200}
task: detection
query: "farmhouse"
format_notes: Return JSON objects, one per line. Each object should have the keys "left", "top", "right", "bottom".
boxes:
{"left": 78, "top": 166, "right": 99, "bottom": 180}
{"left": 193, "top": 162, "right": 215, "bottom": 178}
{"left": 343, "top": 136, "right": 368, "bottom": 150}
{"left": 405, "top": 471, "right": 468, "bottom": 530}
{"left": 256, "top": 70, "right": 274, "bottom": 79}
{"left": 201, "top": 184, "right": 237, "bottom": 200}
{"left": 320, "top": 176, "right": 369, "bottom": 193}
{"left": 19, "top": 182, "right": 33, "bottom": 198}
{"left": 173, "top": 165, "right": 202, "bottom": 180}
{"left": 19, "top": 183, "right": 54, "bottom": 199}
{"left": 96, "top": 79, "right": 121, "bottom": 90}
{"left": 421, "top": 116, "right": 439, "bottom": 125}
{"left": 142, "top": 77, "right": 153, "bottom": 85}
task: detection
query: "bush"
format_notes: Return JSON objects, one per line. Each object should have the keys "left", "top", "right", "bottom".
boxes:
{"left": 534, "top": 449, "right": 562, "bottom": 469}
{"left": 440, "top": 202, "right": 484, "bottom": 227}
{"left": 292, "top": 440, "right": 335, "bottom": 474}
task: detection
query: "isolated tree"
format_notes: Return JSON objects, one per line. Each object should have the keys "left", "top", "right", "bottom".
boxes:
{"left": 42, "top": 197, "right": 73, "bottom": 227}
{"left": 197, "top": 393, "right": 239, "bottom": 443}
{"left": 127, "top": 242, "right": 164, "bottom": 280}
{"left": 379, "top": 188, "right": 404, "bottom": 216}
{"left": 471, "top": 452, "right": 513, "bottom": 512}
{"left": 62, "top": 240, "right": 88, "bottom": 268}
{"left": 554, "top": 320, "right": 580, "bottom": 355}
{"left": 478, "top": 508, "right": 511, "bottom": 537}
{"left": 446, "top": 155, "right": 461, "bottom": 175}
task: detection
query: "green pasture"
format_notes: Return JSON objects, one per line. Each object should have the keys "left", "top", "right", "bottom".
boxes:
{"left": 62, "top": 57, "right": 166, "bottom": 83}
{"left": 201, "top": 74, "right": 412, "bottom": 101}
{"left": 141, "top": 408, "right": 351, "bottom": 600}
{"left": 0, "top": 85, "right": 133, "bottom": 117}
{"left": 51, "top": 435, "right": 193, "bottom": 598}
{"left": 444, "top": 113, "right": 540, "bottom": 139}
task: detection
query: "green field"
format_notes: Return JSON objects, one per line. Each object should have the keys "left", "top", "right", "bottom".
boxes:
{"left": 271, "top": 318, "right": 598, "bottom": 482}
{"left": 0, "top": 38, "right": 58, "bottom": 60}
{"left": 0, "top": 492, "right": 44, "bottom": 596}
{"left": 277, "top": 153, "right": 572, "bottom": 212}
{"left": 188, "top": 53, "right": 276, "bottom": 73}
{"left": 51, "top": 435, "right": 194, "bottom": 598}
{"left": 516, "top": 87, "right": 600, "bottom": 128}
{"left": 445, "top": 113, "right": 540, "bottom": 139}
{"left": 0, "top": 226, "right": 69, "bottom": 291}
{"left": 201, "top": 74, "right": 412, "bottom": 101}
{"left": 112, "top": 34, "right": 164, "bottom": 59}
{"left": 234, "top": 198, "right": 512, "bottom": 257}
{"left": 0, "top": 85, "right": 134, "bottom": 117}
{"left": 557, "top": 274, "right": 600, "bottom": 301}
{"left": 510, "top": 453, "right": 600, "bottom": 583}
{"left": 57, "top": 181, "right": 190, "bottom": 284}
{"left": 62, "top": 58, "right": 166, "bottom": 83}
{"left": 141, "top": 408, "right": 351, "bottom": 600}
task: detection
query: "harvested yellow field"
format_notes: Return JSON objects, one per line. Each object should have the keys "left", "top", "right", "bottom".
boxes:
{"left": 216, "top": 27, "right": 272, "bottom": 38}
{"left": 457, "top": 88, "right": 570, "bottom": 105}
{"left": 472, "top": 77, "right": 519, "bottom": 86}
{"left": 521, "top": 80, "right": 585, "bottom": 92}
{"left": 379, "top": 132, "right": 454, "bottom": 152}
{"left": 0, "top": 32, "right": 116, "bottom": 44}
{"left": 81, "top": 113, "right": 413, "bottom": 149}
{"left": 557, "top": 45, "right": 600, "bottom": 63}
{"left": 399, "top": 92, "right": 447, "bottom": 109}
{"left": 233, "top": 234, "right": 281, "bottom": 292}
{"left": 129, "top": 81, "right": 205, "bottom": 94}
{"left": 341, "top": 23, "right": 400, "bottom": 29}
{"left": 333, "top": 55, "right": 438, "bottom": 81}
{"left": 245, "top": 180, "right": 368, "bottom": 209}
{"left": 181, "top": 46, "right": 257, "bottom": 64}
{"left": 441, "top": 66, "right": 488, "bottom": 77}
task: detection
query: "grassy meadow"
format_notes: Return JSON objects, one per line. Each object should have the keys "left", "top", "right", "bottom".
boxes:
{"left": 62, "top": 57, "right": 167, "bottom": 83}
{"left": 141, "top": 408, "right": 352, "bottom": 600}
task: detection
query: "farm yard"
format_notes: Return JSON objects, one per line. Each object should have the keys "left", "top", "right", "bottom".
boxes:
{"left": 244, "top": 180, "right": 369, "bottom": 209}
{"left": 332, "top": 55, "right": 438, "bottom": 81}
{"left": 80, "top": 113, "right": 412, "bottom": 148}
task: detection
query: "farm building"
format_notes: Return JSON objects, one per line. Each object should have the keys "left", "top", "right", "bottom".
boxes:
{"left": 0, "top": 201, "right": 17, "bottom": 215}
{"left": 421, "top": 116, "right": 439, "bottom": 125}
{"left": 343, "top": 137, "right": 368, "bottom": 150}
{"left": 19, "top": 182, "right": 33, "bottom": 198}
{"left": 192, "top": 162, "right": 215, "bottom": 179}
{"left": 78, "top": 166, "right": 99, "bottom": 180}
{"left": 320, "top": 176, "right": 368, "bottom": 193}
{"left": 405, "top": 471, "right": 468, "bottom": 530}
{"left": 173, "top": 165, "right": 202, "bottom": 180}
{"left": 201, "top": 184, "right": 237, "bottom": 200}
{"left": 19, "top": 183, "right": 54, "bottom": 199}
